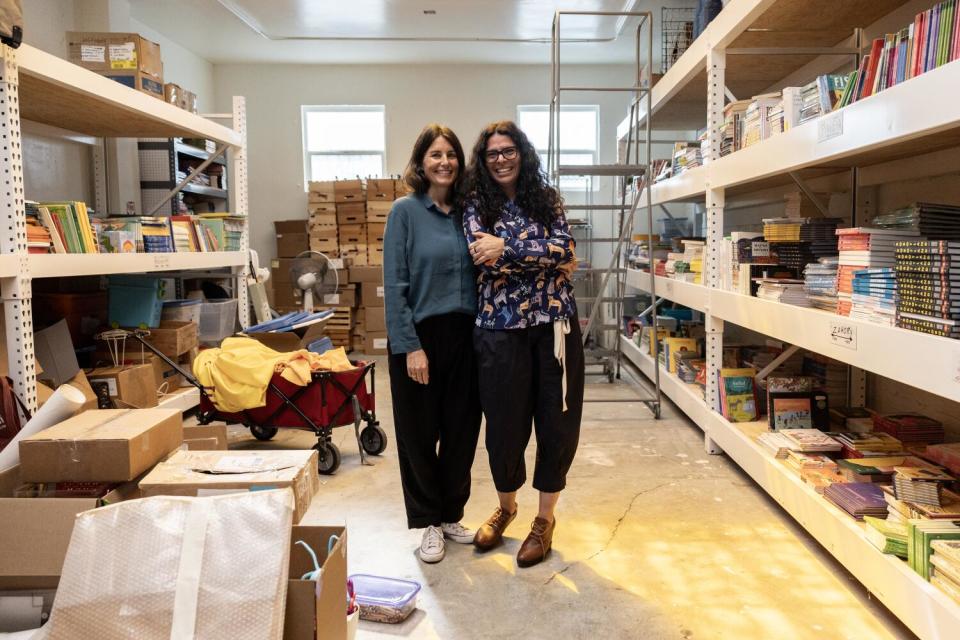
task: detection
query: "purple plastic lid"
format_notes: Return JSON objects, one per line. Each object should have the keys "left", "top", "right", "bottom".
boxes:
{"left": 349, "top": 574, "right": 421, "bottom": 608}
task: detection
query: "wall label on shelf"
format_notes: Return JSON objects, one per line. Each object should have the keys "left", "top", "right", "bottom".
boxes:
{"left": 152, "top": 254, "right": 171, "bottom": 270}
{"left": 828, "top": 321, "right": 857, "bottom": 350}
{"left": 817, "top": 111, "right": 844, "bottom": 143}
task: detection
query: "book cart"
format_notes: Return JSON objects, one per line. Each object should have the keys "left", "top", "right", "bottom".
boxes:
{"left": 617, "top": 1, "right": 960, "bottom": 637}
{"left": 0, "top": 43, "right": 250, "bottom": 415}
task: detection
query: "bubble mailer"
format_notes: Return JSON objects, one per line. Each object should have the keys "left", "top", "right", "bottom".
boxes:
{"left": 42, "top": 489, "right": 294, "bottom": 639}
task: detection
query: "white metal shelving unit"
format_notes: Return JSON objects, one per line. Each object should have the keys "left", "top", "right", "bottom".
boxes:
{"left": 616, "top": 1, "right": 960, "bottom": 637}
{"left": 0, "top": 43, "right": 250, "bottom": 413}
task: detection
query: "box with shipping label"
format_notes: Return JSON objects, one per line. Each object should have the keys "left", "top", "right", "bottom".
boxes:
{"left": 360, "top": 282, "right": 385, "bottom": 307}
{"left": 92, "top": 351, "right": 186, "bottom": 394}
{"left": 348, "top": 265, "right": 383, "bottom": 284}
{"left": 67, "top": 31, "right": 163, "bottom": 80}
{"left": 363, "top": 332, "right": 388, "bottom": 355}
{"left": 284, "top": 526, "right": 347, "bottom": 640}
{"left": 103, "top": 71, "right": 164, "bottom": 99}
{"left": 334, "top": 179, "right": 364, "bottom": 203}
{"left": 19, "top": 408, "right": 183, "bottom": 483}
{"left": 87, "top": 364, "right": 159, "bottom": 409}
{"left": 139, "top": 449, "right": 320, "bottom": 523}
{"left": 321, "top": 284, "right": 356, "bottom": 308}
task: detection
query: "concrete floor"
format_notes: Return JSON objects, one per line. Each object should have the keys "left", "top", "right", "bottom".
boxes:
{"left": 225, "top": 357, "right": 917, "bottom": 640}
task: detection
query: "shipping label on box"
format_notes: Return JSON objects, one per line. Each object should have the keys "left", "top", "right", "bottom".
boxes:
{"left": 360, "top": 283, "right": 385, "bottom": 307}
{"left": 363, "top": 332, "right": 388, "bottom": 354}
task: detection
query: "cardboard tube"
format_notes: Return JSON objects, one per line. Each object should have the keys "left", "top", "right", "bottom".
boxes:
{"left": 0, "top": 383, "right": 86, "bottom": 472}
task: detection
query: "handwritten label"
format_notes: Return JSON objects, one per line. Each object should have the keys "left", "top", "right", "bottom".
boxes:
{"left": 828, "top": 320, "right": 857, "bottom": 350}
{"left": 80, "top": 45, "right": 105, "bottom": 62}
{"left": 328, "top": 258, "right": 344, "bottom": 270}
{"left": 817, "top": 111, "right": 844, "bottom": 142}
{"left": 152, "top": 254, "right": 171, "bottom": 270}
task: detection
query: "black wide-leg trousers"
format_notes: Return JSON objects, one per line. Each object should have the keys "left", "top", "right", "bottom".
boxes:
{"left": 474, "top": 314, "right": 585, "bottom": 493}
{"left": 388, "top": 313, "right": 481, "bottom": 529}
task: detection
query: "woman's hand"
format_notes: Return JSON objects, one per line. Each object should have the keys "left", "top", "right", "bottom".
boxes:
{"left": 406, "top": 349, "right": 429, "bottom": 385}
{"left": 469, "top": 232, "right": 505, "bottom": 266}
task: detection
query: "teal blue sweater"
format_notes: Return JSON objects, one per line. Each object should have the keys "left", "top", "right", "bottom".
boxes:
{"left": 383, "top": 193, "right": 477, "bottom": 353}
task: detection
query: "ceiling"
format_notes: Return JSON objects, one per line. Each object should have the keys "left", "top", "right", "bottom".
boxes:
{"left": 129, "top": 0, "right": 664, "bottom": 65}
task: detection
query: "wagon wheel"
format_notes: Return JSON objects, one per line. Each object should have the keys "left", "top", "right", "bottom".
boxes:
{"left": 250, "top": 425, "right": 278, "bottom": 441}
{"left": 314, "top": 441, "right": 341, "bottom": 475}
{"left": 360, "top": 423, "right": 388, "bottom": 456}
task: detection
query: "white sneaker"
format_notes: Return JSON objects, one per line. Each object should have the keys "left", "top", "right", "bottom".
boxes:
{"left": 418, "top": 525, "right": 445, "bottom": 563}
{"left": 441, "top": 521, "right": 477, "bottom": 544}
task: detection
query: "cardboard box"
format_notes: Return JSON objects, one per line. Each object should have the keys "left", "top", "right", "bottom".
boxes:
{"left": 0, "top": 465, "right": 135, "bottom": 589}
{"left": 366, "top": 200, "right": 392, "bottom": 223}
{"left": 348, "top": 265, "right": 383, "bottom": 284}
{"left": 273, "top": 285, "right": 303, "bottom": 309}
{"left": 321, "top": 284, "right": 356, "bottom": 307}
{"left": 336, "top": 202, "right": 366, "bottom": 223}
{"left": 103, "top": 70, "right": 164, "bottom": 99}
{"left": 308, "top": 202, "right": 337, "bottom": 215}
{"left": 139, "top": 450, "right": 320, "bottom": 523}
{"left": 278, "top": 233, "right": 309, "bottom": 258}
{"left": 34, "top": 291, "right": 108, "bottom": 347}
{"left": 94, "top": 351, "right": 184, "bottom": 394}
{"left": 309, "top": 212, "right": 337, "bottom": 226}
{"left": 163, "top": 82, "right": 181, "bottom": 106}
{"left": 284, "top": 525, "right": 348, "bottom": 640}
{"left": 138, "top": 320, "right": 199, "bottom": 358}
{"left": 309, "top": 225, "right": 338, "bottom": 240}
{"left": 307, "top": 181, "right": 336, "bottom": 202}
{"left": 367, "top": 247, "right": 383, "bottom": 266}
{"left": 308, "top": 237, "right": 339, "bottom": 256}
{"left": 271, "top": 258, "right": 298, "bottom": 283}
{"left": 67, "top": 31, "right": 163, "bottom": 80}
{"left": 183, "top": 424, "right": 228, "bottom": 451}
{"left": 338, "top": 224, "right": 367, "bottom": 244}
{"left": 182, "top": 88, "right": 198, "bottom": 114}
{"left": 339, "top": 245, "right": 367, "bottom": 266}
{"left": 244, "top": 321, "right": 327, "bottom": 353}
{"left": 360, "top": 282, "right": 385, "bottom": 307}
{"left": 334, "top": 179, "right": 364, "bottom": 204}
{"left": 367, "top": 222, "right": 386, "bottom": 243}
{"left": 394, "top": 178, "right": 410, "bottom": 196}
{"left": 276, "top": 220, "right": 307, "bottom": 234}
{"left": 366, "top": 178, "right": 395, "bottom": 201}
{"left": 363, "top": 332, "right": 388, "bottom": 355}
{"left": 87, "top": 364, "right": 159, "bottom": 409}
{"left": 365, "top": 306, "right": 386, "bottom": 332}
{"left": 34, "top": 319, "right": 80, "bottom": 387}
{"left": 19, "top": 408, "right": 183, "bottom": 483}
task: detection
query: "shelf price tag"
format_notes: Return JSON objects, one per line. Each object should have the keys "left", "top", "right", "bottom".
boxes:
{"left": 828, "top": 320, "right": 857, "bottom": 350}
{"left": 817, "top": 111, "right": 844, "bottom": 143}
{"left": 153, "top": 254, "right": 171, "bottom": 270}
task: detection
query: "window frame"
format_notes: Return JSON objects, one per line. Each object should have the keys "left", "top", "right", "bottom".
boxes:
{"left": 301, "top": 105, "right": 386, "bottom": 186}
{"left": 517, "top": 104, "right": 600, "bottom": 191}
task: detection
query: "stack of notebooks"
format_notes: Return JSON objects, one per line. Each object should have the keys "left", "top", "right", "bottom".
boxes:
{"left": 874, "top": 413, "right": 945, "bottom": 445}
{"left": 930, "top": 540, "right": 960, "bottom": 604}
{"left": 894, "top": 240, "right": 960, "bottom": 339}
{"left": 836, "top": 456, "right": 908, "bottom": 483}
{"left": 824, "top": 482, "right": 888, "bottom": 520}
{"left": 907, "top": 519, "right": 960, "bottom": 580}
{"left": 893, "top": 466, "right": 954, "bottom": 507}
{"left": 758, "top": 431, "right": 795, "bottom": 458}
{"left": 864, "top": 515, "right": 909, "bottom": 557}
{"left": 925, "top": 442, "right": 960, "bottom": 475}
{"left": 849, "top": 268, "right": 897, "bottom": 326}
{"left": 780, "top": 429, "right": 842, "bottom": 453}
{"left": 830, "top": 432, "right": 903, "bottom": 458}
{"left": 873, "top": 202, "right": 960, "bottom": 238}
{"left": 836, "top": 227, "right": 921, "bottom": 316}
{"left": 885, "top": 485, "right": 960, "bottom": 524}
{"left": 803, "top": 257, "right": 839, "bottom": 311}
{"left": 756, "top": 279, "right": 810, "bottom": 306}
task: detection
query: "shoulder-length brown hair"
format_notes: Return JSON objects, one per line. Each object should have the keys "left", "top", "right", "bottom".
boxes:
{"left": 402, "top": 124, "right": 466, "bottom": 202}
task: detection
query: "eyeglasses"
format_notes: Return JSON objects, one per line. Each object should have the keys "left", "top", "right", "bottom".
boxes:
{"left": 484, "top": 147, "right": 518, "bottom": 163}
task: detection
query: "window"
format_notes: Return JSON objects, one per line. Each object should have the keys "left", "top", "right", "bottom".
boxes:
{"left": 517, "top": 104, "right": 599, "bottom": 190}
{"left": 302, "top": 106, "right": 385, "bottom": 184}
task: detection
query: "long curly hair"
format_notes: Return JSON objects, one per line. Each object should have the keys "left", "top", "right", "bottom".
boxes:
{"left": 465, "top": 120, "right": 563, "bottom": 229}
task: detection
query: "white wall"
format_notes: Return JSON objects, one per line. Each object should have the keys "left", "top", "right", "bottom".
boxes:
{"left": 213, "top": 63, "right": 635, "bottom": 261}
{"left": 129, "top": 17, "right": 215, "bottom": 113}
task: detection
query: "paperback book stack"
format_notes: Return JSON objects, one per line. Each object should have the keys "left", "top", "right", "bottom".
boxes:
{"left": 740, "top": 93, "right": 780, "bottom": 147}
{"left": 25, "top": 201, "right": 53, "bottom": 254}
{"left": 884, "top": 485, "right": 960, "bottom": 524}
{"left": 835, "top": 227, "right": 920, "bottom": 316}
{"left": 849, "top": 268, "right": 897, "bottom": 326}
{"left": 671, "top": 142, "right": 702, "bottom": 176}
{"left": 785, "top": 451, "right": 836, "bottom": 474}
{"left": 719, "top": 100, "right": 750, "bottom": 157}
{"left": 830, "top": 432, "right": 903, "bottom": 458}
{"left": 836, "top": 456, "right": 911, "bottom": 483}
{"left": 824, "top": 482, "right": 888, "bottom": 520}
{"left": 874, "top": 413, "right": 945, "bottom": 445}
{"left": 872, "top": 202, "right": 960, "bottom": 238}
{"left": 894, "top": 240, "right": 960, "bottom": 338}
{"left": 930, "top": 540, "right": 960, "bottom": 604}
{"left": 894, "top": 466, "right": 954, "bottom": 507}
{"left": 780, "top": 429, "right": 842, "bottom": 453}
{"left": 757, "top": 431, "right": 795, "bottom": 458}
{"left": 907, "top": 519, "right": 960, "bottom": 580}
{"left": 756, "top": 279, "right": 809, "bottom": 307}
{"left": 864, "top": 515, "right": 909, "bottom": 557}
{"left": 803, "top": 257, "right": 839, "bottom": 311}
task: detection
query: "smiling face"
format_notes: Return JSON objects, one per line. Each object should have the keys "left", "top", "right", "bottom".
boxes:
{"left": 421, "top": 135, "right": 458, "bottom": 189}
{"left": 485, "top": 133, "right": 520, "bottom": 194}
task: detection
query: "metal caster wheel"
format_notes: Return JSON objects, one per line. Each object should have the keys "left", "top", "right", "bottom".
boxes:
{"left": 315, "top": 442, "right": 341, "bottom": 475}
{"left": 360, "top": 424, "right": 388, "bottom": 455}
{"left": 250, "top": 425, "right": 278, "bottom": 441}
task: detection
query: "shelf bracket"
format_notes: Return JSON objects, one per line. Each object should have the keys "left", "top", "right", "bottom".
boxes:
{"left": 658, "top": 204, "right": 677, "bottom": 220}
{"left": 788, "top": 172, "right": 831, "bottom": 217}
{"left": 754, "top": 344, "right": 801, "bottom": 385}
{"left": 144, "top": 142, "right": 230, "bottom": 217}
{"left": 724, "top": 86, "right": 737, "bottom": 103}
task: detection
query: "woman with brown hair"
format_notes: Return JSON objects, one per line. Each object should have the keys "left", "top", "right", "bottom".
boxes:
{"left": 463, "top": 120, "right": 584, "bottom": 568}
{"left": 383, "top": 123, "right": 481, "bottom": 563}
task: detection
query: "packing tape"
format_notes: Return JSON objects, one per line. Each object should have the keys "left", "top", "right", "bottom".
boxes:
{"left": 169, "top": 500, "right": 210, "bottom": 639}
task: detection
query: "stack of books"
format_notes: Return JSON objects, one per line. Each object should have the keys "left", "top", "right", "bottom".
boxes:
{"left": 835, "top": 227, "right": 920, "bottom": 316}
{"left": 756, "top": 279, "right": 810, "bottom": 307}
{"left": 864, "top": 515, "right": 909, "bottom": 557}
{"left": 824, "top": 482, "right": 888, "bottom": 520}
{"left": 799, "top": 79, "right": 823, "bottom": 123}
{"left": 25, "top": 201, "right": 53, "bottom": 254}
{"left": 772, "top": 243, "right": 817, "bottom": 270}
{"left": 829, "top": 406, "right": 875, "bottom": 432}
{"left": 741, "top": 93, "right": 781, "bottom": 147}
{"left": 803, "top": 257, "right": 839, "bottom": 311}
{"left": 757, "top": 431, "right": 795, "bottom": 458}
{"left": 930, "top": 540, "right": 960, "bottom": 604}
{"left": 894, "top": 466, "right": 954, "bottom": 507}
{"left": 885, "top": 485, "right": 960, "bottom": 523}
{"left": 874, "top": 413, "right": 945, "bottom": 445}
{"left": 785, "top": 451, "right": 836, "bottom": 473}
{"left": 849, "top": 268, "right": 897, "bottom": 326}
{"left": 872, "top": 202, "right": 960, "bottom": 238}
{"left": 719, "top": 99, "right": 750, "bottom": 157}
{"left": 780, "top": 429, "right": 842, "bottom": 453}
{"left": 35, "top": 201, "right": 98, "bottom": 254}
{"left": 830, "top": 432, "right": 903, "bottom": 458}
{"left": 671, "top": 142, "right": 702, "bottom": 176}
{"left": 894, "top": 240, "right": 960, "bottom": 339}
{"left": 907, "top": 519, "right": 960, "bottom": 580}
{"left": 836, "top": 456, "right": 914, "bottom": 483}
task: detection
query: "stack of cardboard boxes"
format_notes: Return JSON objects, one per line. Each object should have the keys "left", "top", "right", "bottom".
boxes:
{"left": 67, "top": 31, "right": 165, "bottom": 100}
{"left": 308, "top": 181, "right": 338, "bottom": 256}
{"left": 272, "top": 220, "right": 309, "bottom": 312}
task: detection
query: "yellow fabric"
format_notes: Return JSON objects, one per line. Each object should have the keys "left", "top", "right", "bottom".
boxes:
{"left": 193, "top": 337, "right": 354, "bottom": 413}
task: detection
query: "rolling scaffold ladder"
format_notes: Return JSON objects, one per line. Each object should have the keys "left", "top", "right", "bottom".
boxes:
{"left": 548, "top": 9, "right": 661, "bottom": 417}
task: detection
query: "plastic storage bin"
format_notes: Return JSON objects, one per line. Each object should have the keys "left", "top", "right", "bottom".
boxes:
{"left": 199, "top": 298, "right": 238, "bottom": 345}
{"left": 162, "top": 299, "right": 202, "bottom": 325}
{"left": 108, "top": 276, "right": 163, "bottom": 328}
{"left": 349, "top": 574, "right": 421, "bottom": 624}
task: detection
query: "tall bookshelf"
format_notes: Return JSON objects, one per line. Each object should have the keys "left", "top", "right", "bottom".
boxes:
{"left": 616, "top": 1, "right": 960, "bottom": 637}
{"left": 0, "top": 43, "right": 250, "bottom": 414}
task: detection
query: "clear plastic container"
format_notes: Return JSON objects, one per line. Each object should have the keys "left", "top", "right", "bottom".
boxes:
{"left": 162, "top": 298, "right": 202, "bottom": 325}
{"left": 349, "top": 574, "right": 421, "bottom": 624}
{"left": 199, "top": 298, "right": 239, "bottom": 345}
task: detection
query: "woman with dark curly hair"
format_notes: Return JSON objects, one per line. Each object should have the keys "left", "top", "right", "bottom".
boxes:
{"left": 462, "top": 120, "right": 585, "bottom": 568}
{"left": 384, "top": 124, "right": 481, "bottom": 564}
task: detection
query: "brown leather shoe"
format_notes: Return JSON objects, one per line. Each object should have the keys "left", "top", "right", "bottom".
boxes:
{"left": 473, "top": 507, "right": 517, "bottom": 551}
{"left": 517, "top": 517, "right": 555, "bottom": 568}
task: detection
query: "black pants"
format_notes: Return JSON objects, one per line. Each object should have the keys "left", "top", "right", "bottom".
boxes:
{"left": 474, "top": 315, "right": 585, "bottom": 493}
{"left": 389, "top": 313, "right": 481, "bottom": 529}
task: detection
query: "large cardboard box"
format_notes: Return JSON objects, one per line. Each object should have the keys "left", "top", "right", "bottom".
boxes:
{"left": 139, "top": 450, "right": 320, "bottom": 523}
{"left": 338, "top": 224, "right": 367, "bottom": 244}
{"left": 183, "top": 424, "right": 228, "bottom": 451}
{"left": 284, "top": 525, "right": 348, "bottom": 640}
{"left": 138, "top": 320, "right": 199, "bottom": 358}
{"left": 334, "top": 179, "right": 364, "bottom": 204}
{"left": 308, "top": 202, "right": 337, "bottom": 215}
{"left": 348, "top": 265, "right": 383, "bottom": 284}
{"left": 93, "top": 351, "right": 184, "bottom": 394}
{"left": 19, "top": 408, "right": 183, "bottom": 483}
{"left": 365, "top": 306, "right": 386, "bottom": 332}
{"left": 0, "top": 466, "right": 137, "bottom": 589}
{"left": 271, "top": 258, "right": 298, "bottom": 283}
{"left": 244, "top": 322, "right": 327, "bottom": 353}
{"left": 276, "top": 220, "right": 309, "bottom": 258}
{"left": 87, "top": 364, "right": 159, "bottom": 408}
{"left": 321, "top": 284, "right": 356, "bottom": 307}
{"left": 103, "top": 70, "right": 164, "bottom": 99}
{"left": 66, "top": 31, "right": 163, "bottom": 80}
{"left": 360, "top": 282, "right": 385, "bottom": 307}
{"left": 309, "top": 212, "right": 337, "bottom": 227}
{"left": 309, "top": 225, "right": 338, "bottom": 240}
{"left": 363, "top": 331, "right": 388, "bottom": 355}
